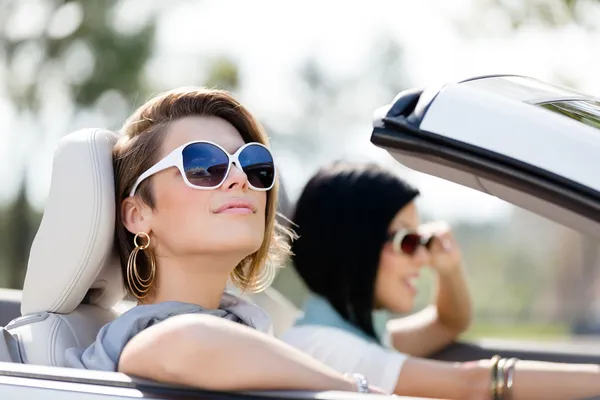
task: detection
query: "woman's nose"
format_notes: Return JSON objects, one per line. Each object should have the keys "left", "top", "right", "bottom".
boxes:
{"left": 414, "top": 246, "right": 429, "bottom": 266}
{"left": 223, "top": 164, "right": 249, "bottom": 190}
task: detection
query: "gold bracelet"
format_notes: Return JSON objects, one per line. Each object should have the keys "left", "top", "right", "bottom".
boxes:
{"left": 490, "top": 355, "right": 502, "bottom": 400}
{"left": 503, "top": 358, "right": 519, "bottom": 400}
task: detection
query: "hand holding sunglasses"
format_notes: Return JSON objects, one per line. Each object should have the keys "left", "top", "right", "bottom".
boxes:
{"left": 389, "top": 221, "right": 463, "bottom": 275}
{"left": 419, "top": 221, "right": 463, "bottom": 276}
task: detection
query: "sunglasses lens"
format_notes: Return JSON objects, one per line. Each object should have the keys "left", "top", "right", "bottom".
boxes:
{"left": 238, "top": 144, "right": 275, "bottom": 189}
{"left": 182, "top": 143, "right": 230, "bottom": 187}
{"left": 400, "top": 233, "right": 422, "bottom": 255}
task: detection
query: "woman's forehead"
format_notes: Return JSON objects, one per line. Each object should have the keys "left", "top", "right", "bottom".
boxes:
{"left": 389, "top": 202, "right": 419, "bottom": 231}
{"left": 161, "top": 116, "right": 245, "bottom": 156}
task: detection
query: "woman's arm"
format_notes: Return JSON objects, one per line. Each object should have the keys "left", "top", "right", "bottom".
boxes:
{"left": 118, "top": 313, "right": 381, "bottom": 393}
{"left": 395, "top": 357, "right": 600, "bottom": 400}
{"left": 390, "top": 228, "right": 473, "bottom": 357}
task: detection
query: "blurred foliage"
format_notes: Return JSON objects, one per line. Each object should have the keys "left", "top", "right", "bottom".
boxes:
{"left": 1, "top": 0, "right": 157, "bottom": 112}
{"left": 454, "top": 0, "right": 600, "bottom": 36}
{"left": 204, "top": 56, "right": 240, "bottom": 93}
{"left": 0, "top": 184, "right": 37, "bottom": 289}
{"left": 463, "top": 322, "right": 569, "bottom": 341}
{"left": 0, "top": 0, "right": 161, "bottom": 288}
{"left": 494, "top": 0, "right": 599, "bottom": 29}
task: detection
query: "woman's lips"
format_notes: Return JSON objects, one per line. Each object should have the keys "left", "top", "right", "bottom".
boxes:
{"left": 217, "top": 207, "right": 254, "bottom": 215}
{"left": 213, "top": 200, "right": 256, "bottom": 214}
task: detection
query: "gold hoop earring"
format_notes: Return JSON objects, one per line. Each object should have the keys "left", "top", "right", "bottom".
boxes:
{"left": 230, "top": 257, "right": 275, "bottom": 293}
{"left": 127, "top": 232, "right": 156, "bottom": 300}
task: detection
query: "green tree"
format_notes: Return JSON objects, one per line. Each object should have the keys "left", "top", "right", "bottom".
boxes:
{"left": 1, "top": 0, "right": 158, "bottom": 113}
{"left": 454, "top": 0, "right": 600, "bottom": 36}
{"left": 0, "top": 0, "right": 160, "bottom": 288}
{"left": 204, "top": 56, "right": 240, "bottom": 93}
{"left": 490, "top": 0, "right": 599, "bottom": 30}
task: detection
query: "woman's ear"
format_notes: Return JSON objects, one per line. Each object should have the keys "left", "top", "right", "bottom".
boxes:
{"left": 121, "top": 197, "right": 153, "bottom": 235}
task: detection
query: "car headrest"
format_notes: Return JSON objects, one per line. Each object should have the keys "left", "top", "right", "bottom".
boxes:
{"left": 21, "top": 128, "right": 125, "bottom": 315}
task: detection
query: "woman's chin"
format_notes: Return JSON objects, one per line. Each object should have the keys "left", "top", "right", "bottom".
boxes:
{"left": 187, "top": 234, "right": 262, "bottom": 258}
{"left": 386, "top": 297, "right": 415, "bottom": 314}
{"left": 227, "top": 238, "right": 263, "bottom": 256}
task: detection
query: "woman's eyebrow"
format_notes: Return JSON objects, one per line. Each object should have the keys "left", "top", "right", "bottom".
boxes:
{"left": 393, "top": 221, "right": 419, "bottom": 231}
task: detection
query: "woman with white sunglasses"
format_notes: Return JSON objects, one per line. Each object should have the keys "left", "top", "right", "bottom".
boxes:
{"left": 282, "top": 161, "right": 600, "bottom": 400}
{"left": 64, "top": 88, "right": 383, "bottom": 394}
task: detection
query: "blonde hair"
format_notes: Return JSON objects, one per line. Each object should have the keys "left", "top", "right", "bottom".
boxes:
{"left": 113, "top": 87, "right": 290, "bottom": 297}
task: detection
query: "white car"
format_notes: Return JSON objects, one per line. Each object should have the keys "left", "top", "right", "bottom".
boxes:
{"left": 374, "top": 74, "right": 600, "bottom": 238}
{"left": 0, "top": 74, "right": 599, "bottom": 399}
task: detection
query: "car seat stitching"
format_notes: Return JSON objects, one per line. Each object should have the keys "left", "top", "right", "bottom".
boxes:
{"left": 52, "top": 130, "right": 103, "bottom": 312}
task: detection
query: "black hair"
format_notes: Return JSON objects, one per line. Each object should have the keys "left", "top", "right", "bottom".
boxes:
{"left": 291, "top": 161, "right": 419, "bottom": 340}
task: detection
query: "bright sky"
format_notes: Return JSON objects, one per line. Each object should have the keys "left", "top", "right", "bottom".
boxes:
{"left": 3, "top": 0, "right": 600, "bottom": 223}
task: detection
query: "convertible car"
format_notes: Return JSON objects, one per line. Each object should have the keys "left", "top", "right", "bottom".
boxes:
{"left": 0, "top": 74, "right": 599, "bottom": 399}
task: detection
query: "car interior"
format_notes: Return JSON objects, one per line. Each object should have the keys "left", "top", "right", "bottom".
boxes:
{"left": 0, "top": 127, "right": 301, "bottom": 367}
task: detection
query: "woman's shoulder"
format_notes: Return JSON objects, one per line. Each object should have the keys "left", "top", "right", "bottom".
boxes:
{"left": 64, "top": 302, "right": 209, "bottom": 371}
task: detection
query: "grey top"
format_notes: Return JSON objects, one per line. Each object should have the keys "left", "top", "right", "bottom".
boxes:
{"left": 65, "top": 292, "right": 272, "bottom": 371}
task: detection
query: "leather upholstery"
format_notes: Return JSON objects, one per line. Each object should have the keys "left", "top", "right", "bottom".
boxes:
{"left": 7, "top": 128, "right": 125, "bottom": 366}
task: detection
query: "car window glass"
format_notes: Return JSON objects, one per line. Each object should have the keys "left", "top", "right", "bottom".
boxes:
{"left": 539, "top": 100, "right": 600, "bottom": 131}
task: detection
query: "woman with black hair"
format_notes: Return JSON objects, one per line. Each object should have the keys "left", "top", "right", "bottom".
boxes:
{"left": 282, "top": 161, "right": 600, "bottom": 400}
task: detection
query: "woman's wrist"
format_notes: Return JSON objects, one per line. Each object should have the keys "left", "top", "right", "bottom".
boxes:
{"left": 339, "top": 374, "right": 360, "bottom": 392}
{"left": 344, "top": 373, "right": 371, "bottom": 393}
{"left": 435, "top": 261, "right": 465, "bottom": 279}
{"left": 434, "top": 264, "right": 473, "bottom": 333}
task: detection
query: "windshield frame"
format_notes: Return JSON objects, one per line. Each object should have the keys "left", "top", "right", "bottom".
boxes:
{"left": 459, "top": 75, "right": 597, "bottom": 105}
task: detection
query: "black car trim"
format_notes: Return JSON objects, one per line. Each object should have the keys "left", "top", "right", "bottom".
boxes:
{"left": 408, "top": 85, "right": 444, "bottom": 128}
{"left": 371, "top": 119, "right": 600, "bottom": 220}
{"left": 384, "top": 86, "right": 446, "bottom": 129}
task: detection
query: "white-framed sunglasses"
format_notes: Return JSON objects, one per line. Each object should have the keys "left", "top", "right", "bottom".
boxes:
{"left": 129, "top": 141, "right": 276, "bottom": 197}
{"left": 388, "top": 229, "right": 435, "bottom": 256}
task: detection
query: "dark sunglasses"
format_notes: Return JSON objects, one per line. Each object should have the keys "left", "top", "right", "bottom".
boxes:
{"left": 129, "top": 141, "right": 276, "bottom": 197}
{"left": 388, "top": 229, "right": 435, "bottom": 256}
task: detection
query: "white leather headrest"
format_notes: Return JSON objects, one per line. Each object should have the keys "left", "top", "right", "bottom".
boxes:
{"left": 21, "top": 128, "right": 125, "bottom": 315}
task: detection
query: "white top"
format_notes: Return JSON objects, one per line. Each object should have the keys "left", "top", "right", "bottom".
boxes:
{"left": 281, "top": 324, "right": 408, "bottom": 393}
